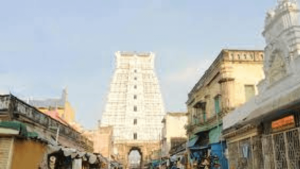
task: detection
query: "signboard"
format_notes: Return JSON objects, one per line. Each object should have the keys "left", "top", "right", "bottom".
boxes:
{"left": 272, "top": 115, "right": 295, "bottom": 132}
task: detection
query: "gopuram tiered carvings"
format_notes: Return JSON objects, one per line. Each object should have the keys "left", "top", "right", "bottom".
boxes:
{"left": 100, "top": 52, "right": 165, "bottom": 168}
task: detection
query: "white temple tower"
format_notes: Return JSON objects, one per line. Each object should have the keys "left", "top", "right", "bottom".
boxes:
{"left": 101, "top": 51, "right": 165, "bottom": 143}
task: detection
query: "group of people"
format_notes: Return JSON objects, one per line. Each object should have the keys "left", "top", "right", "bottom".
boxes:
{"left": 151, "top": 153, "right": 222, "bottom": 169}
{"left": 192, "top": 154, "right": 221, "bottom": 169}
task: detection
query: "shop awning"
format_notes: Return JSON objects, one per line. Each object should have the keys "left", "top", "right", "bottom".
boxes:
{"left": 87, "top": 153, "right": 97, "bottom": 164}
{"left": 188, "top": 136, "right": 199, "bottom": 148}
{"left": 189, "top": 145, "right": 210, "bottom": 150}
{"left": 0, "top": 121, "right": 37, "bottom": 138}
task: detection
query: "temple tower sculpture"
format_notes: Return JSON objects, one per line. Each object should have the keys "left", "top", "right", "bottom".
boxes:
{"left": 100, "top": 52, "right": 165, "bottom": 168}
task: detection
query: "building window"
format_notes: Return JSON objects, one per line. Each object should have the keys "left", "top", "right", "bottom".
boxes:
{"left": 134, "top": 106, "right": 137, "bottom": 112}
{"left": 250, "top": 54, "right": 254, "bottom": 59}
{"left": 245, "top": 85, "right": 255, "bottom": 102}
{"left": 194, "top": 102, "right": 206, "bottom": 122}
{"left": 231, "top": 54, "right": 234, "bottom": 59}
{"left": 202, "top": 103, "right": 207, "bottom": 122}
{"left": 134, "top": 69, "right": 137, "bottom": 73}
{"left": 134, "top": 77, "right": 137, "bottom": 80}
{"left": 191, "top": 108, "right": 197, "bottom": 124}
{"left": 214, "top": 95, "right": 222, "bottom": 114}
{"left": 192, "top": 108, "right": 200, "bottom": 124}
{"left": 134, "top": 133, "right": 137, "bottom": 140}
{"left": 203, "top": 111, "right": 206, "bottom": 122}
{"left": 134, "top": 95, "right": 137, "bottom": 99}
{"left": 134, "top": 119, "right": 137, "bottom": 125}
{"left": 134, "top": 85, "right": 137, "bottom": 89}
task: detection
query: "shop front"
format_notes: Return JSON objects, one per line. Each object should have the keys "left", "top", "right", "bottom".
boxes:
{"left": 188, "top": 126, "right": 228, "bottom": 169}
{"left": 188, "top": 131, "right": 211, "bottom": 169}
{"left": 260, "top": 108, "right": 300, "bottom": 169}
{"left": 210, "top": 142, "right": 227, "bottom": 169}
{"left": 222, "top": 0, "right": 300, "bottom": 168}
{"left": 224, "top": 104, "right": 300, "bottom": 169}
{"left": 223, "top": 125, "right": 262, "bottom": 169}
{"left": 208, "top": 125, "right": 228, "bottom": 169}
{"left": 48, "top": 148, "right": 103, "bottom": 169}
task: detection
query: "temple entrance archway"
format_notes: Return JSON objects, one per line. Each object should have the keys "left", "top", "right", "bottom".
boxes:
{"left": 114, "top": 141, "right": 160, "bottom": 169}
{"left": 128, "top": 147, "right": 142, "bottom": 169}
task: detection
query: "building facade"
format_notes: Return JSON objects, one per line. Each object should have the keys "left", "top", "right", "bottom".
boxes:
{"left": 0, "top": 94, "right": 95, "bottom": 169}
{"left": 26, "top": 88, "right": 76, "bottom": 124}
{"left": 223, "top": 1, "right": 300, "bottom": 169}
{"left": 161, "top": 112, "right": 188, "bottom": 157}
{"left": 85, "top": 126, "right": 114, "bottom": 158}
{"left": 186, "top": 49, "right": 264, "bottom": 169}
{"left": 100, "top": 51, "right": 165, "bottom": 168}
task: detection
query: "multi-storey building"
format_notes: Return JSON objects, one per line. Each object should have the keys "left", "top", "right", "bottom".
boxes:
{"left": 185, "top": 49, "right": 264, "bottom": 169}
{"left": 161, "top": 112, "right": 187, "bottom": 157}
{"left": 0, "top": 94, "right": 94, "bottom": 169}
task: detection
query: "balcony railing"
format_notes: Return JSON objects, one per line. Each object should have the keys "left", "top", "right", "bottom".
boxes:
{"left": 0, "top": 95, "right": 93, "bottom": 151}
{"left": 187, "top": 110, "right": 229, "bottom": 134}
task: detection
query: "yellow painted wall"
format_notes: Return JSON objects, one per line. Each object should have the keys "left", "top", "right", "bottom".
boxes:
{"left": 163, "top": 114, "right": 187, "bottom": 156}
{"left": 37, "top": 102, "right": 75, "bottom": 124}
{"left": 166, "top": 115, "right": 187, "bottom": 139}
{"left": 64, "top": 101, "right": 75, "bottom": 123}
{"left": 90, "top": 127, "right": 113, "bottom": 158}
{"left": 11, "top": 139, "right": 47, "bottom": 169}
{"left": 37, "top": 108, "right": 48, "bottom": 114}
{"left": 191, "top": 62, "right": 264, "bottom": 118}
{"left": 229, "top": 63, "right": 264, "bottom": 108}
{"left": 187, "top": 50, "right": 265, "bottom": 125}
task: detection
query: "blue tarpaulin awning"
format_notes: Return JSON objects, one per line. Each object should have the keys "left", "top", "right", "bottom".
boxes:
{"left": 188, "top": 136, "right": 199, "bottom": 148}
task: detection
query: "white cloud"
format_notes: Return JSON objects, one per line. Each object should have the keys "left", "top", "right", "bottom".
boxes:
{"left": 165, "top": 59, "right": 212, "bottom": 86}
{"left": 160, "top": 59, "right": 212, "bottom": 112}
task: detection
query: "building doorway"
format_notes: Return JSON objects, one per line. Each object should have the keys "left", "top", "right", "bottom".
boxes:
{"left": 128, "top": 147, "right": 142, "bottom": 169}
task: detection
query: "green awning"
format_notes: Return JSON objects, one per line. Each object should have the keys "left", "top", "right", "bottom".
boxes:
{"left": 188, "top": 136, "right": 199, "bottom": 148}
{"left": 0, "top": 121, "right": 27, "bottom": 137}
{"left": 0, "top": 121, "right": 39, "bottom": 138}
{"left": 209, "top": 125, "right": 222, "bottom": 144}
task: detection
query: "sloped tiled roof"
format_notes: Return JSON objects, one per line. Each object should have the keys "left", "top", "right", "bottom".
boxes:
{"left": 28, "top": 98, "right": 65, "bottom": 108}
{"left": 26, "top": 89, "right": 67, "bottom": 108}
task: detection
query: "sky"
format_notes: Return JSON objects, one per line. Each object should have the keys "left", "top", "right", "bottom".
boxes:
{"left": 0, "top": 0, "right": 279, "bottom": 129}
